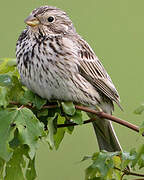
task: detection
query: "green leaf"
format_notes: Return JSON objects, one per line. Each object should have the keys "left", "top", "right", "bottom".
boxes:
{"left": 54, "top": 116, "right": 66, "bottom": 150}
{"left": 0, "top": 74, "right": 24, "bottom": 106}
{"left": 121, "top": 151, "right": 135, "bottom": 169}
{"left": 85, "top": 166, "right": 97, "bottom": 180}
{"left": 132, "top": 145, "right": 144, "bottom": 168}
{"left": 66, "top": 124, "right": 74, "bottom": 134}
{"left": 134, "top": 104, "right": 144, "bottom": 115}
{"left": 46, "top": 114, "right": 58, "bottom": 149}
{"left": 9, "top": 129, "right": 21, "bottom": 149}
{"left": 8, "top": 75, "right": 24, "bottom": 102}
{"left": 19, "top": 90, "right": 35, "bottom": 105}
{"left": 139, "top": 121, "right": 144, "bottom": 135}
{"left": 0, "top": 108, "right": 45, "bottom": 161}
{"left": 85, "top": 151, "right": 122, "bottom": 180}
{"left": 34, "top": 94, "right": 47, "bottom": 109}
{"left": 0, "top": 74, "right": 24, "bottom": 104}
{"left": 61, "top": 101, "right": 76, "bottom": 115}
{"left": 37, "top": 109, "right": 48, "bottom": 117}
{"left": 91, "top": 152, "right": 109, "bottom": 177}
{"left": 0, "top": 158, "right": 5, "bottom": 178}
{"left": 0, "top": 110, "right": 15, "bottom": 161}
{"left": 64, "top": 118, "right": 74, "bottom": 134}
{"left": 54, "top": 128, "right": 65, "bottom": 150}
{"left": 26, "top": 156, "right": 37, "bottom": 180}
{"left": 0, "top": 58, "right": 16, "bottom": 74}
{"left": 0, "top": 87, "right": 9, "bottom": 107}
{"left": 70, "top": 110, "right": 83, "bottom": 125}
{"left": 5, "top": 145, "right": 28, "bottom": 180}
{"left": 85, "top": 148, "right": 144, "bottom": 180}
{"left": 0, "top": 108, "right": 45, "bottom": 160}
{"left": 112, "top": 155, "right": 121, "bottom": 168}
{"left": 138, "top": 153, "right": 144, "bottom": 169}
{"left": 20, "top": 90, "right": 46, "bottom": 109}
{"left": 0, "top": 74, "right": 12, "bottom": 87}
{"left": 6, "top": 108, "right": 45, "bottom": 159}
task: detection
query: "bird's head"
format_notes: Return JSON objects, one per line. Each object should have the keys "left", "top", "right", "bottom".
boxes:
{"left": 25, "top": 6, "right": 76, "bottom": 36}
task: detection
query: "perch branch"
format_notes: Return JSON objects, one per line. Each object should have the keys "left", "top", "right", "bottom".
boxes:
{"left": 10, "top": 101, "right": 142, "bottom": 136}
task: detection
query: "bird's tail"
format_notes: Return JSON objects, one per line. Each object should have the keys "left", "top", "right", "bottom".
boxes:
{"left": 91, "top": 102, "right": 122, "bottom": 152}
{"left": 92, "top": 119, "right": 122, "bottom": 151}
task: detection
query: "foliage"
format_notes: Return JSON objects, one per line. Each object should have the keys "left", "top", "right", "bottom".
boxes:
{"left": 0, "top": 58, "right": 144, "bottom": 179}
{"left": 0, "top": 58, "right": 85, "bottom": 179}
{"left": 84, "top": 146, "right": 144, "bottom": 180}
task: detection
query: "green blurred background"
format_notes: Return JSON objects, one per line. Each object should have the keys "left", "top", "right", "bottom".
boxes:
{"left": 1, "top": 0, "right": 144, "bottom": 179}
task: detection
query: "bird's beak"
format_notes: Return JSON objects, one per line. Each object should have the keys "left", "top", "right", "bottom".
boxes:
{"left": 24, "top": 15, "right": 40, "bottom": 27}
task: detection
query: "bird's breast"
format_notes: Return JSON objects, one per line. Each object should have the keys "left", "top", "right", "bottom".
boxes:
{"left": 16, "top": 34, "right": 101, "bottom": 106}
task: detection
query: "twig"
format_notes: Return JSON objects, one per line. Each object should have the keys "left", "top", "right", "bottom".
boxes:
{"left": 10, "top": 101, "right": 142, "bottom": 136}
{"left": 57, "top": 118, "right": 96, "bottom": 127}
{"left": 115, "top": 167, "right": 144, "bottom": 178}
{"left": 75, "top": 105, "right": 140, "bottom": 134}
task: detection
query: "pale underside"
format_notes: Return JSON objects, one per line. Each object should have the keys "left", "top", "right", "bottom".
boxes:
{"left": 16, "top": 29, "right": 120, "bottom": 110}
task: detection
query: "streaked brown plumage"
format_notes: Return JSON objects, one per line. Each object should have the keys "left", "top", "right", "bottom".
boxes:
{"left": 16, "top": 6, "right": 122, "bottom": 151}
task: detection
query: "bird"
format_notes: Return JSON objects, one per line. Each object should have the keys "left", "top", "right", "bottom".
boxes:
{"left": 16, "top": 6, "right": 122, "bottom": 152}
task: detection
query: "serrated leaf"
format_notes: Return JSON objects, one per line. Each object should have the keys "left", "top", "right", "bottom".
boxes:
{"left": 0, "top": 110, "right": 15, "bottom": 161}
{"left": 26, "top": 156, "right": 37, "bottom": 180}
{"left": 91, "top": 152, "right": 109, "bottom": 177}
{"left": 61, "top": 102, "right": 76, "bottom": 116}
{"left": 70, "top": 110, "right": 83, "bottom": 125}
{"left": 11, "top": 108, "right": 45, "bottom": 159}
{"left": 5, "top": 145, "right": 28, "bottom": 180}
{"left": 134, "top": 104, "right": 144, "bottom": 115}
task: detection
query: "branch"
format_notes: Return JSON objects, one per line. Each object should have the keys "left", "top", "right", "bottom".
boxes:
{"left": 115, "top": 167, "right": 144, "bottom": 179}
{"left": 10, "top": 101, "right": 142, "bottom": 136}
{"left": 75, "top": 105, "right": 140, "bottom": 133}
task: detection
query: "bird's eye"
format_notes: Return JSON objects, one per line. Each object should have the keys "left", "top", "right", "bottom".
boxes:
{"left": 47, "top": 16, "right": 54, "bottom": 22}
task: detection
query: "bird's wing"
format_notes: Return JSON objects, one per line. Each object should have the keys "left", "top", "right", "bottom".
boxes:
{"left": 76, "top": 38, "right": 121, "bottom": 107}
